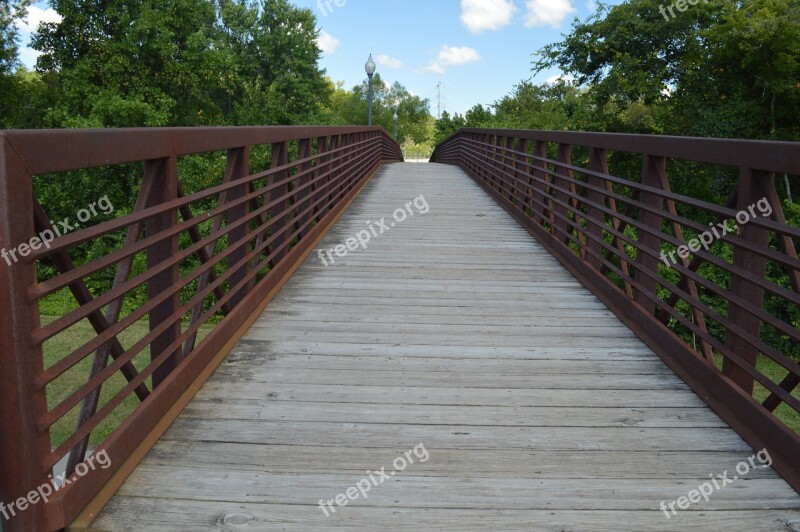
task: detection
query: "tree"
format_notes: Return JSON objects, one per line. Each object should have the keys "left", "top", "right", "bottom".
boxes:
{"left": 492, "top": 80, "right": 604, "bottom": 132}
{"left": 681, "top": 0, "right": 800, "bottom": 140}
{"left": 34, "top": 0, "right": 226, "bottom": 127}
{"left": 0, "top": 0, "right": 34, "bottom": 128}
{"left": 433, "top": 110, "right": 466, "bottom": 145}
{"left": 532, "top": 0, "right": 800, "bottom": 140}
{"left": 464, "top": 104, "right": 494, "bottom": 128}
{"left": 0, "top": 0, "right": 30, "bottom": 75}
{"left": 0, "top": 67, "right": 50, "bottom": 129}
{"left": 323, "top": 74, "right": 432, "bottom": 143}
{"left": 32, "top": 0, "right": 331, "bottom": 127}
{"left": 228, "top": 0, "right": 332, "bottom": 125}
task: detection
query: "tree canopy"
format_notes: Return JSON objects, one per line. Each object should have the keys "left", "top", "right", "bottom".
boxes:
{"left": 2, "top": 0, "right": 432, "bottom": 136}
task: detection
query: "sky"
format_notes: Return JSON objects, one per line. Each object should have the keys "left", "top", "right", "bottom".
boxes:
{"left": 17, "top": 0, "right": 624, "bottom": 117}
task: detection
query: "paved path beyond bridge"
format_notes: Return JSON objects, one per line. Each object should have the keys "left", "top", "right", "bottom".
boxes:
{"left": 92, "top": 163, "right": 800, "bottom": 531}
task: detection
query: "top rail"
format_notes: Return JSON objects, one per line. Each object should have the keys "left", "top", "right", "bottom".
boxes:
{"left": 0, "top": 125, "right": 402, "bottom": 531}
{"left": 435, "top": 128, "right": 800, "bottom": 174}
{"left": 2, "top": 126, "right": 391, "bottom": 174}
{"left": 432, "top": 128, "right": 800, "bottom": 494}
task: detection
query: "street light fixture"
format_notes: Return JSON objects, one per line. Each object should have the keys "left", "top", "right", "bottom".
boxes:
{"left": 365, "top": 54, "right": 376, "bottom": 125}
{"left": 393, "top": 110, "right": 398, "bottom": 140}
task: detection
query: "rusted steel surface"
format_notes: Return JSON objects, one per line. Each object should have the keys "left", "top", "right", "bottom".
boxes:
{"left": 431, "top": 128, "right": 800, "bottom": 493}
{"left": 0, "top": 126, "right": 402, "bottom": 532}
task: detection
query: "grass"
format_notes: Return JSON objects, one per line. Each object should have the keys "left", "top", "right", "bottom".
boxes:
{"left": 42, "top": 315, "right": 214, "bottom": 449}
{"left": 713, "top": 353, "right": 800, "bottom": 435}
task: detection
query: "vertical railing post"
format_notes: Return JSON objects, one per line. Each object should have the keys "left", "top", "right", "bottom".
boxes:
{"left": 553, "top": 144, "right": 574, "bottom": 244}
{"left": 585, "top": 148, "right": 609, "bottom": 271}
{"left": 313, "top": 136, "right": 328, "bottom": 223}
{"left": 722, "top": 168, "right": 772, "bottom": 394}
{"left": 0, "top": 135, "right": 52, "bottom": 532}
{"left": 483, "top": 133, "right": 493, "bottom": 188}
{"left": 225, "top": 147, "right": 251, "bottom": 307}
{"left": 336, "top": 134, "right": 351, "bottom": 200}
{"left": 531, "top": 141, "right": 548, "bottom": 227}
{"left": 268, "top": 141, "right": 290, "bottom": 267}
{"left": 325, "top": 135, "right": 341, "bottom": 214}
{"left": 348, "top": 133, "right": 363, "bottom": 188}
{"left": 493, "top": 135, "right": 505, "bottom": 193}
{"left": 516, "top": 139, "right": 529, "bottom": 209}
{"left": 295, "top": 138, "right": 314, "bottom": 240}
{"left": 359, "top": 132, "right": 372, "bottom": 185}
{"left": 482, "top": 133, "right": 492, "bottom": 186}
{"left": 144, "top": 156, "right": 181, "bottom": 388}
{"left": 635, "top": 155, "right": 667, "bottom": 313}
{"left": 504, "top": 137, "right": 515, "bottom": 202}
{"left": 338, "top": 134, "right": 351, "bottom": 197}
{"left": 463, "top": 133, "right": 474, "bottom": 176}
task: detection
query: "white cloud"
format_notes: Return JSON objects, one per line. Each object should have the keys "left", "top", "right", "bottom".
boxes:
{"left": 524, "top": 0, "right": 576, "bottom": 28}
{"left": 424, "top": 62, "right": 446, "bottom": 74}
{"left": 546, "top": 73, "right": 575, "bottom": 84}
{"left": 586, "top": 0, "right": 597, "bottom": 12}
{"left": 377, "top": 54, "right": 402, "bottom": 69}
{"left": 425, "top": 45, "right": 481, "bottom": 74}
{"left": 316, "top": 30, "right": 340, "bottom": 54}
{"left": 460, "top": 0, "right": 516, "bottom": 34}
{"left": 16, "top": 6, "right": 62, "bottom": 33}
{"left": 437, "top": 45, "right": 481, "bottom": 66}
{"left": 18, "top": 47, "right": 42, "bottom": 68}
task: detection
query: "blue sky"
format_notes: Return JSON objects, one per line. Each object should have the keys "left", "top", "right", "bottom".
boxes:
{"left": 19, "top": 0, "right": 624, "bottom": 116}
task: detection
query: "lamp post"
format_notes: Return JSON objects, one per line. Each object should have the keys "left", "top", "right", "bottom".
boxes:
{"left": 365, "top": 54, "right": 376, "bottom": 125}
{"left": 393, "top": 110, "right": 398, "bottom": 140}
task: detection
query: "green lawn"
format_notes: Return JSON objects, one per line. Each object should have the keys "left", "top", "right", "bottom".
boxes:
{"left": 42, "top": 315, "right": 214, "bottom": 449}
{"left": 713, "top": 353, "right": 800, "bottom": 435}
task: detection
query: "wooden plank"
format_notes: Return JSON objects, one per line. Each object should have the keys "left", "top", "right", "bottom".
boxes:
{"left": 90, "top": 498, "right": 800, "bottom": 531}
{"left": 181, "top": 400, "right": 727, "bottom": 428}
{"left": 233, "top": 332, "right": 645, "bottom": 348}
{"left": 209, "top": 368, "right": 687, "bottom": 389}
{"left": 232, "top": 341, "right": 657, "bottom": 360}
{"left": 125, "top": 442, "right": 781, "bottom": 479}
{"left": 111, "top": 469, "right": 799, "bottom": 510}
{"left": 195, "top": 382, "right": 708, "bottom": 407}
{"left": 220, "top": 353, "right": 677, "bottom": 374}
{"left": 159, "top": 419, "right": 750, "bottom": 451}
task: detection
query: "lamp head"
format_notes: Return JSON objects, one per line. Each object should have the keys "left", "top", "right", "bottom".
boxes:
{"left": 365, "top": 54, "right": 376, "bottom": 77}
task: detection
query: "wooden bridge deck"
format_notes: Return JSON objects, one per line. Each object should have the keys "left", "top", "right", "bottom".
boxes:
{"left": 92, "top": 163, "right": 800, "bottom": 530}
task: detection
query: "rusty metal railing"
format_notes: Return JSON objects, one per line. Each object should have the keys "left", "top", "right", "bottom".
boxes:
{"left": 432, "top": 128, "right": 800, "bottom": 493}
{"left": 0, "top": 126, "right": 402, "bottom": 531}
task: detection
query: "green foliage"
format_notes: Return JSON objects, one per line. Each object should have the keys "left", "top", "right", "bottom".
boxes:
{"left": 0, "top": 0, "right": 36, "bottom": 128}
{"left": 0, "top": 0, "right": 31, "bottom": 75}
{"left": 433, "top": 110, "right": 466, "bottom": 144}
{"left": 27, "top": 0, "right": 330, "bottom": 127}
{"left": 532, "top": 0, "right": 800, "bottom": 140}
{"left": 223, "top": 0, "right": 332, "bottom": 125}
{"left": 320, "top": 73, "right": 432, "bottom": 144}
{"left": 464, "top": 104, "right": 494, "bottom": 128}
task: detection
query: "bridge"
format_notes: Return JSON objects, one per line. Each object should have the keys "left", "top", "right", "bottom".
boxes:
{"left": 1, "top": 127, "right": 799, "bottom": 530}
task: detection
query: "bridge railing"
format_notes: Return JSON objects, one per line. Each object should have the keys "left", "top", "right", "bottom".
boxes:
{"left": 0, "top": 126, "right": 402, "bottom": 531}
{"left": 432, "top": 128, "right": 800, "bottom": 492}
